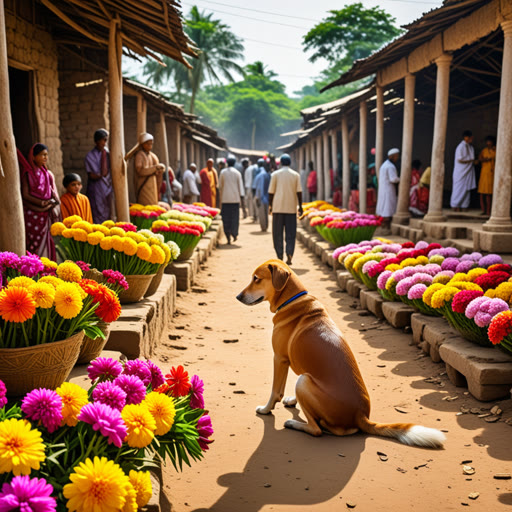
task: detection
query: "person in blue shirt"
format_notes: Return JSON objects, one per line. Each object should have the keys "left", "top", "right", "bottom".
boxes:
{"left": 250, "top": 158, "right": 264, "bottom": 222}
{"left": 254, "top": 159, "right": 271, "bottom": 232}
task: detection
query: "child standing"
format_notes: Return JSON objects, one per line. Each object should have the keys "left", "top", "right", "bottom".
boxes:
{"left": 60, "top": 173, "right": 93, "bottom": 222}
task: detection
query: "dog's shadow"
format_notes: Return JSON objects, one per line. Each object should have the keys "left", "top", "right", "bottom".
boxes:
{"left": 192, "top": 410, "right": 365, "bottom": 512}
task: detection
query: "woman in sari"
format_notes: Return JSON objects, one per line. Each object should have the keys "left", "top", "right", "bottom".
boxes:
{"left": 409, "top": 159, "right": 425, "bottom": 216}
{"left": 199, "top": 158, "right": 219, "bottom": 207}
{"left": 18, "top": 143, "right": 61, "bottom": 259}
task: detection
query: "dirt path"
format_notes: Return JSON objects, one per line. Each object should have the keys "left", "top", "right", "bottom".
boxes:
{"left": 156, "top": 218, "right": 512, "bottom": 512}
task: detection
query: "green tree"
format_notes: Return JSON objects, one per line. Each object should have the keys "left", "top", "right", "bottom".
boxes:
{"left": 245, "top": 61, "right": 277, "bottom": 80}
{"left": 303, "top": 3, "right": 402, "bottom": 72}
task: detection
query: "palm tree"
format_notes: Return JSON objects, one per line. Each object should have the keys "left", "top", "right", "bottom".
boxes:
{"left": 143, "top": 6, "right": 244, "bottom": 113}
{"left": 245, "top": 61, "right": 277, "bottom": 80}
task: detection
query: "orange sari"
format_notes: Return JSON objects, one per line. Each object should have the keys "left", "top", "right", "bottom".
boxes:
{"left": 60, "top": 192, "right": 93, "bottom": 223}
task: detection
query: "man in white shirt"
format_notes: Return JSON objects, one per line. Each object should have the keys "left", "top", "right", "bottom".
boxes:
{"left": 183, "top": 163, "right": 199, "bottom": 204}
{"left": 219, "top": 157, "right": 245, "bottom": 244}
{"left": 376, "top": 148, "right": 400, "bottom": 231}
{"left": 268, "top": 154, "right": 303, "bottom": 265}
{"left": 244, "top": 160, "right": 257, "bottom": 221}
{"left": 450, "top": 130, "right": 477, "bottom": 211}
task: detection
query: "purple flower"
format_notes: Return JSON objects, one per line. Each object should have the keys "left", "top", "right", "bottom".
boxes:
{"left": 189, "top": 375, "right": 205, "bottom": 409}
{"left": 197, "top": 414, "right": 214, "bottom": 451}
{"left": 92, "top": 381, "right": 127, "bottom": 411}
{"left": 123, "top": 360, "right": 152, "bottom": 386}
{"left": 478, "top": 254, "right": 503, "bottom": 268}
{"left": 465, "top": 296, "right": 489, "bottom": 319}
{"left": 428, "top": 247, "right": 460, "bottom": 258}
{"left": 0, "top": 475, "right": 56, "bottom": 512}
{"left": 0, "top": 380, "right": 6, "bottom": 409}
{"left": 408, "top": 283, "right": 427, "bottom": 300}
{"left": 21, "top": 389, "right": 63, "bottom": 433}
{"left": 113, "top": 374, "right": 146, "bottom": 405}
{"left": 441, "top": 258, "right": 460, "bottom": 272}
{"left": 18, "top": 254, "right": 44, "bottom": 278}
{"left": 145, "top": 360, "right": 165, "bottom": 389}
{"left": 77, "top": 402, "right": 127, "bottom": 448}
{"left": 88, "top": 357, "right": 123, "bottom": 383}
{"left": 461, "top": 252, "right": 482, "bottom": 262}
{"left": 377, "top": 271, "right": 392, "bottom": 290}
{"left": 455, "top": 260, "right": 475, "bottom": 273}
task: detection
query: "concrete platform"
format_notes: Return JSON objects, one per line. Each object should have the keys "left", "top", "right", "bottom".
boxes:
{"left": 336, "top": 270, "right": 352, "bottom": 291}
{"left": 382, "top": 301, "right": 415, "bottom": 329}
{"left": 346, "top": 279, "right": 364, "bottom": 298}
{"left": 360, "top": 290, "right": 385, "bottom": 319}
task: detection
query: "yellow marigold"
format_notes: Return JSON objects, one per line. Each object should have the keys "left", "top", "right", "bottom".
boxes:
{"left": 449, "top": 281, "right": 483, "bottom": 292}
{"left": 29, "top": 282, "right": 55, "bottom": 309}
{"left": 129, "top": 470, "right": 152, "bottom": 508}
{"left": 50, "top": 222, "right": 66, "bottom": 236}
{"left": 385, "top": 277, "right": 396, "bottom": 291}
{"left": 148, "top": 235, "right": 165, "bottom": 246}
{"left": 161, "top": 243, "right": 172, "bottom": 265}
{"left": 353, "top": 255, "right": 370, "bottom": 274}
{"left": 433, "top": 273, "right": 452, "bottom": 285}
{"left": 72, "top": 229, "right": 88, "bottom": 243}
{"left": 63, "top": 456, "right": 131, "bottom": 512}
{"left": 92, "top": 224, "right": 110, "bottom": 235}
{"left": 87, "top": 231, "right": 105, "bottom": 246}
{"left": 149, "top": 245, "right": 165, "bottom": 265}
{"left": 62, "top": 228, "right": 74, "bottom": 239}
{"left": 385, "top": 264, "right": 401, "bottom": 272}
{"left": 449, "top": 273, "right": 470, "bottom": 283}
{"left": 144, "top": 392, "right": 175, "bottom": 436}
{"left": 417, "top": 255, "right": 429, "bottom": 265}
{"left": 151, "top": 220, "right": 167, "bottom": 230}
{"left": 485, "top": 289, "right": 496, "bottom": 298}
{"left": 137, "top": 242, "right": 152, "bottom": 262}
{"left": 130, "top": 204, "right": 144, "bottom": 211}
{"left": 40, "top": 257, "right": 58, "bottom": 270}
{"left": 54, "top": 282, "right": 83, "bottom": 319}
{"left": 71, "top": 221, "right": 93, "bottom": 234}
{"left": 431, "top": 286, "right": 460, "bottom": 309}
{"left": 343, "top": 252, "right": 363, "bottom": 271}
{"left": 126, "top": 232, "right": 145, "bottom": 244}
{"left": 399, "top": 257, "right": 418, "bottom": 268}
{"left": 0, "top": 419, "right": 45, "bottom": 476}
{"left": 123, "top": 483, "right": 138, "bottom": 512}
{"left": 57, "top": 261, "right": 83, "bottom": 282}
{"left": 122, "top": 238, "right": 138, "bottom": 256}
{"left": 102, "top": 220, "right": 115, "bottom": 228}
{"left": 99, "top": 236, "right": 114, "bottom": 251}
{"left": 56, "top": 382, "right": 89, "bottom": 427}
{"left": 112, "top": 235, "right": 125, "bottom": 253}
{"left": 422, "top": 283, "right": 446, "bottom": 306}
{"left": 122, "top": 403, "right": 156, "bottom": 448}
{"left": 7, "top": 276, "right": 35, "bottom": 289}
{"left": 38, "top": 276, "right": 65, "bottom": 289}
{"left": 63, "top": 215, "right": 82, "bottom": 228}
{"left": 467, "top": 268, "right": 488, "bottom": 280}
{"left": 110, "top": 227, "right": 126, "bottom": 237}
{"left": 489, "top": 282, "right": 512, "bottom": 302}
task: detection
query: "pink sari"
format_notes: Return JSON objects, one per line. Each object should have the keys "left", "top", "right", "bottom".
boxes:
{"left": 18, "top": 146, "right": 58, "bottom": 259}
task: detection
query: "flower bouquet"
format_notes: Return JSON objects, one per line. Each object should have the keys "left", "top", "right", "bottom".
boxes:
{"left": 160, "top": 209, "right": 212, "bottom": 231}
{"left": 151, "top": 220, "right": 205, "bottom": 261}
{"left": 488, "top": 311, "right": 512, "bottom": 356}
{"left": 0, "top": 359, "right": 213, "bottom": 510}
{"left": 0, "top": 252, "right": 59, "bottom": 288}
{"left": 130, "top": 203, "right": 167, "bottom": 230}
{"left": 173, "top": 202, "right": 220, "bottom": 218}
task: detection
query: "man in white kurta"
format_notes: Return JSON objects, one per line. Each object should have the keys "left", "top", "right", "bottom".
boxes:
{"left": 450, "top": 131, "right": 477, "bottom": 211}
{"left": 376, "top": 148, "right": 400, "bottom": 227}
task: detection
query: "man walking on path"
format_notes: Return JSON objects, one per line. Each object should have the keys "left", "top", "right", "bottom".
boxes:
{"left": 268, "top": 153, "right": 303, "bottom": 265}
{"left": 451, "top": 130, "right": 477, "bottom": 212}
{"left": 376, "top": 148, "right": 400, "bottom": 232}
{"left": 183, "top": 163, "right": 200, "bottom": 204}
{"left": 254, "top": 161, "right": 271, "bottom": 232}
{"left": 219, "top": 157, "right": 245, "bottom": 245}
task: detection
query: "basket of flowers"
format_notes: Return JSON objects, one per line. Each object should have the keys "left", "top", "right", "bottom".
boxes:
{"left": 151, "top": 219, "right": 205, "bottom": 261}
{"left": 129, "top": 203, "right": 167, "bottom": 230}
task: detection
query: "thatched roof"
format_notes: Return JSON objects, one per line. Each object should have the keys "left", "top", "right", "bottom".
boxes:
{"left": 39, "top": 0, "right": 196, "bottom": 66}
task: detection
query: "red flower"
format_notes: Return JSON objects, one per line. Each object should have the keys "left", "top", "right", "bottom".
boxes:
{"left": 79, "top": 279, "right": 101, "bottom": 296}
{"left": 94, "top": 286, "right": 122, "bottom": 323}
{"left": 474, "top": 272, "right": 510, "bottom": 291}
{"left": 488, "top": 311, "right": 512, "bottom": 345}
{"left": 165, "top": 365, "right": 191, "bottom": 397}
{"left": 401, "top": 242, "right": 415, "bottom": 249}
{"left": 154, "top": 382, "right": 171, "bottom": 394}
{"left": 488, "top": 264, "right": 512, "bottom": 274}
{"left": 451, "top": 290, "right": 484, "bottom": 313}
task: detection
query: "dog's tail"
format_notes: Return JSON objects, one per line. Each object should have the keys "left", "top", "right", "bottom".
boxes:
{"left": 357, "top": 416, "right": 445, "bottom": 448}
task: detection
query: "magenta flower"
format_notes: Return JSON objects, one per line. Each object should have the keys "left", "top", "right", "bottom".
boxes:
{"left": 0, "top": 476, "right": 56, "bottom": 511}
{"left": 18, "top": 254, "right": 44, "bottom": 278}
{"left": 113, "top": 374, "right": 146, "bottom": 405}
{"left": 78, "top": 402, "right": 127, "bottom": 448}
{"left": 189, "top": 375, "right": 205, "bottom": 409}
{"left": 91, "top": 381, "right": 127, "bottom": 411}
{"left": 145, "top": 360, "right": 165, "bottom": 389}
{"left": 123, "top": 360, "right": 152, "bottom": 386}
{"left": 408, "top": 283, "right": 427, "bottom": 300}
{"left": 472, "top": 298, "right": 509, "bottom": 328}
{"left": 88, "top": 357, "right": 123, "bottom": 383}
{"left": 428, "top": 247, "right": 460, "bottom": 258}
{"left": 197, "top": 414, "right": 214, "bottom": 451}
{"left": 0, "top": 252, "right": 21, "bottom": 271}
{"left": 102, "top": 269, "right": 129, "bottom": 291}
{"left": 75, "top": 261, "right": 91, "bottom": 272}
{"left": 0, "top": 380, "right": 6, "bottom": 409}
{"left": 377, "top": 270, "right": 392, "bottom": 290}
{"left": 465, "top": 297, "right": 490, "bottom": 319}
{"left": 441, "top": 258, "right": 460, "bottom": 272}
{"left": 21, "top": 388, "right": 63, "bottom": 434}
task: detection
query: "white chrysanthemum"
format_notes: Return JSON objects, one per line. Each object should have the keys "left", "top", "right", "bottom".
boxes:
{"left": 166, "top": 241, "right": 181, "bottom": 260}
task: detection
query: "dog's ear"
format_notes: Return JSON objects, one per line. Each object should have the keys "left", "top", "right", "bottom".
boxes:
{"left": 268, "top": 263, "right": 290, "bottom": 291}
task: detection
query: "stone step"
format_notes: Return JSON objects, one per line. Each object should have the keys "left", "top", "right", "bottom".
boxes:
{"left": 360, "top": 289, "right": 385, "bottom": 319}
{"left": 446, "top": 238, "right": 475, "bottom": 254}
{"left": 382, "top": 301, "right": 415, "bottom": 329}
{"left": 409, "top": 218, "right": 424, "bottom": 230}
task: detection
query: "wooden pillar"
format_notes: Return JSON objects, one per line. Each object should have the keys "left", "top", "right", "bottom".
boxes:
{"left": 181, "top": 135, "right": 187, "bottom": 171}
{"left": 359, "top": 101, "right": 368, "bottom": 213}
{"left": 341, "top": 116, "right": 350, "bottom": 209}
{"left": 316, "top": 136, "right": 324, "bottom": 200}
{"left": 0, "top": 0, "right": 25, "bottom": 254}
{"left": 137, "top": 95, "right": 147, "bottom": 136}
{"left": 108, "top": 18, "right": 129, "bottom": 221}
{"left": 322, "top": 130, "right": 331, "bottom": 199}
{"left": 394, "top": 73, "right": 416, "bottom": 224}
{"left": 375, "top": 85, "right": 384, "bottom": 180}
{"left": 158, "top": 112, "right": 169, "bottom": 169}
{"left": 331, "top": 129, "right": 338, "bottom": 181}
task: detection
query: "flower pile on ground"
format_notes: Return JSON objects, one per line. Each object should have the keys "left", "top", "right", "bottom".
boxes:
{"left": 130, "top": 204, "right": 167, "bottom": 230}
{"left": 0, "top": 359, "right": 212, "bottom": 510}
{"left": 52, "top": 217, "right": 175, "bottom": 275}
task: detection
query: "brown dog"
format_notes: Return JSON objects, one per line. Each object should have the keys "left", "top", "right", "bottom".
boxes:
{"left": 236, "top": 259, "right": 445, "bottom": 448}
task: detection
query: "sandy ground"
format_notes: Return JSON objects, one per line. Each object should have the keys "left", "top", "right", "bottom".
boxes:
{"left": 156, "top": 217, "right": 512, "bottom": 512}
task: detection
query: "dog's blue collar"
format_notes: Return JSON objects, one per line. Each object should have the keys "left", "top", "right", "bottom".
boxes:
{"left": 276, "top": 291, "right": 308, "bottom": 313}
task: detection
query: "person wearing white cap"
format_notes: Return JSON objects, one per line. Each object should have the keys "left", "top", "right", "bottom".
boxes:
{"left": 183, "top": 163, "right": 200, "bottom": 204}
{"left": 376, "top": 148, "right": 400, "bottom": 231}
{"left": 126, "top": 132, "right": 165, "bottom": 205}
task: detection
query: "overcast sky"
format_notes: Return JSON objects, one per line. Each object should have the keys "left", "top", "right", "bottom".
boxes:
{"left": 126, "top": 0, "right": 444, "bottom": 96}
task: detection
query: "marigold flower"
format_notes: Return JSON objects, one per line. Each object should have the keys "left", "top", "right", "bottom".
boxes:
{"left": 109, "top": 227, "right": 126, "bottom": 237}
{"left": 71, "top": 221, "right": 93, "bottom": 234}
{"left": 149, "top": 245, "right": 165, "bottom": 265}
{"left": 488, "top": 311, "right": 512, "bottom": 345}
{"left": 99, "top": 236, "right": 114, "bottom": 251}
{"left": 94, "top": 288, "right": 121, "bottom": 323}
{"left": 165, "top": 365, "right": 191, "bottom": 397}
{"left": 143, "top": 392, "right": 175, "bottom": 435}
{"left": 385, "top": 263, "right": 401, "bottom": 272}
{"left": 56, "top": 382, "right": 88, "bottom": 427}
{"left": 449, "top": 281, "right": 483, "bottom": 292}
{"left": 0, "top": 419, "right": 45, "bottom": 475}
{"left": 137, "top": 242, "right": 152, "bottom": 262}
{"left": 7, "top": 276, "right": 35, "bottom": 289}
{"left": 50, "top": 222, "right": 66, "bottom": 236}
{"left": 431, "top": 286, "right": 459, "bottom": 309}
{"left": 102, "top": 220, "right": 115, "bottom": 228}
{"left": 54, "top": 282, "right": 83, "bottom": 319}
{"left": 63, "top": 215, "right": 82, "bottom": 228}
{"left": 63, "top": 456, "right": 131, "bottom": 512}
{"left": 87, "top": 231, "right": 105, "bottom": 246}
{"left": 121, "top": 404, "right": 156, "bottom": 448}
{"left": 422, "top": 283, "right": 445, "bottom": 306}
{"left": 128, "top": 470, "right": 152, "bottom": 508}
{"left": 0, "top": 286, "right": 36, "bottom": 323}
{"left": 123, "top": 483, "right": 137, "bottom": 512}
{"left": 61, "top": 228, "right": 74, "bottom": 239}
{"left": 72, "top": 229, "right": 88, "bottom": 243}
{"left": 122, "top": 238, "right": 138, "bottom": 256}
{"left": 92, "top": 224, "right": 110, "bottom": 235}
{"left": 38, "top": 276, "right": 64, "bottom": 289}
{"left": 56, "top": 261, "right": 82, "bottom": 283}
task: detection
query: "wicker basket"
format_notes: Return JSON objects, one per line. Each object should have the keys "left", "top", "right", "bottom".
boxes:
{"left": 118, "top": 274, "right": 155, "bottom": 304}
{"left": 83, "top": 268, "right": 104, "bottom": 283}
{"left": 0, "top": 331, "right": 84, "bottom": 397}
{"left": 77, "top": 322, "right": 111, "bottom": 365}
{"left": 145, "top": 265, "right": 165, "bottom": 298}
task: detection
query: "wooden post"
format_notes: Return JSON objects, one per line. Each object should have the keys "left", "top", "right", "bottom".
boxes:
{"left": 359, "top": 101, "right": 368, "bottom": 213}
{"left": 158, "top": 112, "right": 169, "bottom": 169}
{"left": 0, "top": 0, "right": 25, "bottom": 254}
{"left": 342, "top": 116, "right": 350, "bottom": 209}
{"left": 375, "top": 85, "right": 384, "bottom": 180}
{"left": 137, "top": 95, "right": 147, "bottom": 136}
{"left": 331, "top": 129, "right": 338, "bottom": 186}
{"left": 316, "top": 136, "right": 324, "bottom": 200}
{"left": 322, "top": 130, "right": 331, "bottom": 199}
{"left": 181, "top": 136, "right": 188, "bottom": 170}
{"left": 108, "top": 18, "right": 129, "bottom": 221}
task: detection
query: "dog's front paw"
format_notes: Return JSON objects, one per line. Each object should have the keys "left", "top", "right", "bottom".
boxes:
{"left": 283, "top": 396, "right": 297, "bottom": 407}
{"left": 256, "top": 405, "right": 272, "bottom": 415}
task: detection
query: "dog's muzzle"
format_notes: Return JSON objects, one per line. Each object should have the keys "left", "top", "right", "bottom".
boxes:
{"left": 236, "top": 292, "right": 264, "bottom": 305}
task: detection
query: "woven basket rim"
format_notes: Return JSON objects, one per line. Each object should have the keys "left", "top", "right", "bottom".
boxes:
{"left": 0, "top": 330, "right": 84, "bottom": 353}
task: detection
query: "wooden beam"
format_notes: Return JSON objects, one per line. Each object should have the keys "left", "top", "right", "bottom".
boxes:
{"left": 137, "top": 94, "right": 147, "bottom": 136}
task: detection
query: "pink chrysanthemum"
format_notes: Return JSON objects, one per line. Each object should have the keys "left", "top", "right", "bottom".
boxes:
{"left": 123, "top": 360, "right": 152, "bottom": 386}
{"left": 77, "top": 402, "right": 127, "bottom": 448}
{"left": 197, "top": 414, "right": 214, "bottom": 451}
{"left": 88, "top": 357, "right": 123, "bottom": 383}
{"left": 145, "top": 360, "right": 165, "bottom": 389}
{"left": 0, "top": 380, "right": 7, "bottom": 409}
{"left": 113, "top": 374, "right": 146, "bottom": 405}
{"left": 21, "top": 388, "right": 63, "bottom": 433}
{"left": 0, "top": 475, "right": 56, "bottom": 512}
{"left": 189, "top": 375, "right": 205, "bottom": 409}
{"left": 408, "top": 283, "right": 427, "bottom": 300}
{"left": 91, "top": 381, "right": 127, "bottom": 411}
